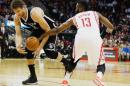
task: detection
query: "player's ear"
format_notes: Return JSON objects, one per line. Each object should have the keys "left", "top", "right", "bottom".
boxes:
{"left": 75, "top": 3, "right": 79, "bottom": 13}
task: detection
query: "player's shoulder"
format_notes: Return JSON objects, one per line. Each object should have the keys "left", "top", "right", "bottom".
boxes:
{"left": 30, "top": 7, "right": 44, "bottom": 16}
{"left": 31, "top": 7, "right": 43, "bottom": 12}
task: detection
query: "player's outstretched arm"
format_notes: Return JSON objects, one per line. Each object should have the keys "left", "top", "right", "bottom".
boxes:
{"left": 43, "top": 18, "right": 74, "bottom": 37}
{"left": 98, "top": 12, "right": 114, "bottom": 33}
{"left": 53, "top": 18, "right": 74, "bottom": 34}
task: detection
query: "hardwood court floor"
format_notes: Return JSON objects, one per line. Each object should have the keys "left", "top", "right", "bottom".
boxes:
{"left": 0, "top": 59, "right": 130, "bottom": 86}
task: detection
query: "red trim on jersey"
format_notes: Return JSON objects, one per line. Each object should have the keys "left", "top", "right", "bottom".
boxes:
{"left": 98, "top": 43, "right": 104, "bottom": 65}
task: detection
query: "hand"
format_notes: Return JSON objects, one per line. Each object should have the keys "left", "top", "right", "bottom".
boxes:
{"left": 46, "top": 29, "right": 57, "bottom": 36}
{"left": 106, "top": 28, "right": 113, "bottom": 33}
{"left": 32, "top": 46, "right": 42, "bottom": 58}
{"left": 16, "top": 46, "right": 27, "bottom": 54}
{"left": 49, "top": 29, "right": 58, "bottom": 36}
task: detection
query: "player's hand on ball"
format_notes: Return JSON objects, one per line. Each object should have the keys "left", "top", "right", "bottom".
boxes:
{"left": 32, "top": 46, "right": 42, "bottom": 58}
{"left": 16, "top": 46, "right": 27, "bottom": 54}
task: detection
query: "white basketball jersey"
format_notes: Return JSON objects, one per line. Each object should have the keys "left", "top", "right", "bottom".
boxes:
{"left": 72, "top": 11, "right": 104, "bottom": 65}
{"left": 73, "top": 11, "right": 101, "bottom": 38}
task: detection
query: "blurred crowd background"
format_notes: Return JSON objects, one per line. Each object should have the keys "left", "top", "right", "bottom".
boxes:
{"left": 0, "top": 0, "right": 130, "bottom": 61}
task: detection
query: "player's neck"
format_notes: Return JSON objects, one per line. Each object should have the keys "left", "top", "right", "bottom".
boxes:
{"left": 81, "top": 9, "right": 85, "bottom": 12}
{"left": 79, "top": 9, "right": 85, "bottom": 13}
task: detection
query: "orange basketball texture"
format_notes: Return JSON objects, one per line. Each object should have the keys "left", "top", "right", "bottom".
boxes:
{"left": 26, "top": 36, "right": 40, "bottom": 51}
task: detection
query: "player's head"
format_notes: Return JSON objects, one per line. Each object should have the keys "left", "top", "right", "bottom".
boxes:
{"left": 11, "top": 0, "right": 26, "bottom": 18}
{"left": 75, "top": 0, "right": 88, "bottom": 13}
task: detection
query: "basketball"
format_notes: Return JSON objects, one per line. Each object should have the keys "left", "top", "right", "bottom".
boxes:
{"left": 26, "top": 36, "right": 40, "bottom": 51}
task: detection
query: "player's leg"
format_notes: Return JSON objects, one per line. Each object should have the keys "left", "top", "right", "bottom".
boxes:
{"left": 94, "top": 63, "right": 105, "bottom": 86}
{"left": 61, "top": 58, "right": 79, "bottom": 86}
{"left": 22, "top": 49, "right": 38, "bottom": 85}
{"left": 87, "top": 42, "right": 105, "bottom": 86}
{"left": 43, "top": 38, "right": 70, "bottom": 64}
{"left": 44, "top": 49, "right": 58, "bottom": 58}
{"left": 42, "top": 34, "right": 65, "bottom": 61}
{"left": 61, "top": 35, "right": 85, "bottom": 86}
{"left": 43, "top": 49, "right": 79, "bottom": 86}
{"left": 44, "top": 49, "right": 73, "bottom": 67}
{"left": 22, "top": 29, "right": 41, "bottom": 85}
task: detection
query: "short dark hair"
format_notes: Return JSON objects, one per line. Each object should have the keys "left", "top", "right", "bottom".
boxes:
{"left": 10, "top": 0, "right": 26, "bottom": 9}
{"left": 77, "top": 0, "right": 89, "bottom": 11}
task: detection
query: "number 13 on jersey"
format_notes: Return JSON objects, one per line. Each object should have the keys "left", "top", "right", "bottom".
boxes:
{"left": 81, "top": 18, "right": 91, "bottom": 27}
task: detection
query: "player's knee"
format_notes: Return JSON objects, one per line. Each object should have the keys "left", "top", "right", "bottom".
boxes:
{"left": 44, "top": 50, "right": 58, "bottom": 59}
{"left": 96, "top": 63, "right": 105, "bottom": 74}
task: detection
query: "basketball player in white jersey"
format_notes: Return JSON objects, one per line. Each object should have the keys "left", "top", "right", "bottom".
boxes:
{"left": 43, "top": 0, "right": 114, "bottom": 86}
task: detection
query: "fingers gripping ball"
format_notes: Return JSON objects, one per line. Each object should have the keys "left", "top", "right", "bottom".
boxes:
{"left": 26, "top": 36, "right": 40, "bottom": 51}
